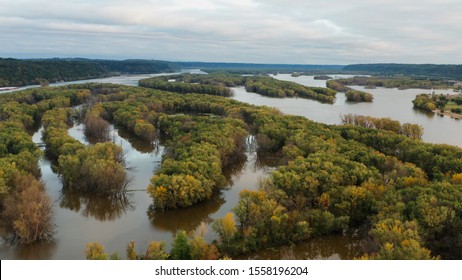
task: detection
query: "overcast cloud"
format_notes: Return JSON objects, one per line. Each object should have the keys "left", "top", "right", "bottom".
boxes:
{"left": 1, "top": 0, "right": 461, "bottom": 64}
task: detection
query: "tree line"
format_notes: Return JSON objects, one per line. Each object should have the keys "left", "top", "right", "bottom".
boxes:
{"left": 329, "top": 75, "right": 455, "bottom": 90}
{"left": 341, "top": 114, "right": 423, "bottom": 139}
{"left": 85, "top": 227, "right": 220, "bottom": 260}
{"left": 0, "top": 58, "right": 175, "bottom": 87}
{"left": 343, "top": 64, "right": 462, "bottom": 80}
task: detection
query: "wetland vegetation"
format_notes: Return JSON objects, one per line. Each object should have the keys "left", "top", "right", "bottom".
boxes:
{"left": 139, "top": 73, "right": 337, "bottom": 103}
{"left": 2, "top": 74, "right": 462, "bottom": 259}
{"left": 413, "top": 93, "right": 462, "bottom": 114}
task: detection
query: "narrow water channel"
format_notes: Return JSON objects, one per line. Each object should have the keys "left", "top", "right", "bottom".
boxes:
{"left": 0, "top": 121, "right": 274, "bottom": 259}
{"left": 239, "top": 234, "right": 365, "bottom": 260}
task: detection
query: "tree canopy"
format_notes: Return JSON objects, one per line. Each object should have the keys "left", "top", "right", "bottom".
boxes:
{"left": 2, "top": 80, "right": 462, "bottom": 259}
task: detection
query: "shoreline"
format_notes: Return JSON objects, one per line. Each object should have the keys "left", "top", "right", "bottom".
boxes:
{"left": 0, "top": 87, "right": 19, "bottom": 91}
{"left": 433, "top": 109, "right": 462, "bottom": 120}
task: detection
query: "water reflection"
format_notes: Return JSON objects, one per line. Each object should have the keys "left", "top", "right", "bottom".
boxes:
{"left": 239, "top": 234, "right": 364, "bottom": 260}
{"left": 227, "top": 135, "right": 283, "bottom": 175}
{"left": 222, "top": 149, "right": 248, "bottom": 186}
{"left": 0, "top": 211, "right": 57, "bottom": 259}
{"left": 8, "top": 241, "right": 58, "bottom": 260}
{"left": 59, "top": 190, "right": 135, "bottom": 222}
{"left": 148, "top": 194, "right": 225, "bottom": 234}
{"left": 253, "top": 153, "right": 286, "bottom": 171}
{"left": 116, "top": 126, "right": 159, "bottom": 154}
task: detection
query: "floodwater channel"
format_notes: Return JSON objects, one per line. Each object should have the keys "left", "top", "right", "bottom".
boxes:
{"left": 0, "top": 121, "right": 275, "bottom": 259}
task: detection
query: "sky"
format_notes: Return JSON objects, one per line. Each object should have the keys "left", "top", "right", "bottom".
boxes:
{"left": 1, "top": 0, "right": 461, "bottom": 64}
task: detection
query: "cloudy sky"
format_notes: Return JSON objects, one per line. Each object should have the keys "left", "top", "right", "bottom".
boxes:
{"left": 1, "top": 0, "right": 461, "bottom": 64}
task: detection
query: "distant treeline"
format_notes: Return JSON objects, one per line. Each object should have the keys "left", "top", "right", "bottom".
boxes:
{"left": 330, "top": 76, "right": 455, "bottom": 90}
{"left": 0, "top": 58, "right": 175, "bottom": 87}
{"left": 177, "top": 62, "right": 344, "bottom": 72}
{"left": 344, "top": 64, "right": 462, "bottom": 80}
{"left": 3, "top": 58, "right": 462, "bottom": 88}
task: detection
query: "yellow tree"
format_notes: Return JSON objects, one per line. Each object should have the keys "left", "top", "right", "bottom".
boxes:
{"left": 126, "top": 240, "right": 137, "bottom": 260}
{"left": 145, "top": 241, "right": 169, "bottom": 260}
{"left": 213, "top": 212, "right": 237, "bottom": 246}
{"left": 84, "top": 242, "right": 108, "bottom": 260}
{"left": 369, "top": 219, "right": 437, "bottom": 260}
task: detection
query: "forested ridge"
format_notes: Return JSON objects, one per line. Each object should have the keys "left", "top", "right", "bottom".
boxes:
{"left": 329, "top": 76, "right": 456, "bottom": 90}
{"left": 0, "top": 58, "right": 175, "bottom": 87}
{"left": 344, "top": 64, "right": 462, "bottom": 80}
{"left": 176, "top": 62, "right": 344, "bottom": 72}
{"left": 1, "top": 81, "right": 462, "bottom": 260}
{"left": 4, "top": 57, "right": 460, "bottom": 91}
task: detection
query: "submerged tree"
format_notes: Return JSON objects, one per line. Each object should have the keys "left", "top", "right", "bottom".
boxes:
{"left": 1, "top": 174, "right": 53, "bottom": 244}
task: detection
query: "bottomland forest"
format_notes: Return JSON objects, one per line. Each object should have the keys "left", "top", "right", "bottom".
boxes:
{"left": 1, "top": 79, "right": 462, "bottom": 260}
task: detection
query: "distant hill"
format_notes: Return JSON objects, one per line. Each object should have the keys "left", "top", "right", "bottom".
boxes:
{"left": 176, "top": 61, "right": 344, "bottom": 72}
{"left": 344, "top": 64, "right": 462, "bottom": 80}
{"left": 95, "top": 59, "right": 175, "bottom": 74}
{"left": 3, "top": 58, "right": 461, "bottom": 88}
{"left": 0, "top": 58, "right": 175, "bottom": 87}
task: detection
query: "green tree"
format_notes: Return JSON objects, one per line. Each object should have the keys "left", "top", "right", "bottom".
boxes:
{"left": 170, "top": 230, "right": 191, "bottom": 260}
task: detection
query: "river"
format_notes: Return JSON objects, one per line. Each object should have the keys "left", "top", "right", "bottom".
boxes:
{"left": 0, "top": 69, "right": 207, "bottom": 94}
{"left": 265, "top": 74, "right": 461, "bottom": 147}
{"left": 1, "top": 71, "right": 460, "bottom": 259}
